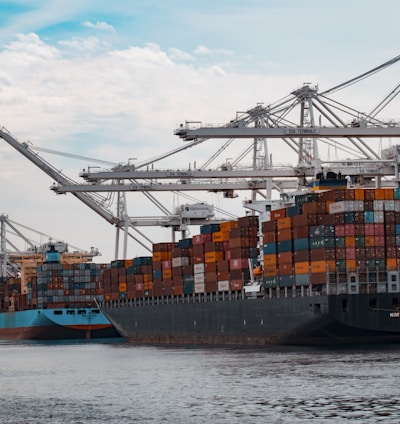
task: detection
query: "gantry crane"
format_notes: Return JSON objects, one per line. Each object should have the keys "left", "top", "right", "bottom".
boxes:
{"left": 1, "top": 55, "right": 400, "bottom": 258}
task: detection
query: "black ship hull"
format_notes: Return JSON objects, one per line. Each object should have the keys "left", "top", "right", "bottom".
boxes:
{"left": 102, "top": 291, "right": 400, "bottom": 347}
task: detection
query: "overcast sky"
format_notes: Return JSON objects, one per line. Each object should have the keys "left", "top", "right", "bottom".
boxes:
{"left": 0, "top": 0, "right": 399, "bottom": 262}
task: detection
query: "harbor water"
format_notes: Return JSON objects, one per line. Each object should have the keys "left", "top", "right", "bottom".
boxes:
{"left": 0, "top": 340, "right": 400, "bottom": 423}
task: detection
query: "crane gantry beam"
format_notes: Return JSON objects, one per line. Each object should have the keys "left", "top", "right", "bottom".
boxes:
{"left": 174, "top": 125, "right": 400, "bottom": 141}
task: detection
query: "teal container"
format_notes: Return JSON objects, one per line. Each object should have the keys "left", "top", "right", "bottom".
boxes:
{"left": 344, "top": 212, "right": 355, "bottom": 224}
{"left": 278, "top": 240, "right": 292, "bottom": 253}
{"left": 310, "top": 237, "right": 335, "bottom": 249}
{"left": 364, "top": 211, "right": 375, "bottom": 223}
{"left": 336, "top": 260, "right": 346, "bottom": 271}
{"left": 279, "top": 275, "right": 294, "bottom": 288}
{"left": 263, "top": 243, "right": 277, "bottom": 254}
{"left": 355, "top": 236, "right": 365, "bottom": 247}
{"left": 335, "top": 237, "right": 345, "bottom": 247}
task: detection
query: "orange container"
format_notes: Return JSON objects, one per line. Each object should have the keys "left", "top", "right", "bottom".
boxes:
{"left": 345, "top": 236, "right": 356, "bottom": 247}
{"left": 384, "top": 188, "right": 394, "bottom": 200}
{"left": 204, "top": 251, "right": 224, "bottom": 263}
{"left": 311, "top": 260, "right": 327, "bottom": 274}
{"left": 118, "top": 283, "right": 127, "bottom": 292}
{"left": 374, "top": 188, "right": 385, "bottom": 200}
{"left": 346, "top": 259, "right": 357, "bottom": 271}
{"left": 162, "top": 268, "right": 172, "bottom": 279}
{"left": 354, "top": 189, "right": 365, "bottom": 200}
{"left": 295, "top": 261, "right": 309, "bottom": 274}
{"left": 277, "top": 217, "right": 292, "bottom": 230}
{"left": 386, "top": 258, "right": 397, "bottom": 270}
{"left": 153, "top": 251, "right": 172, "bottom": 262}
{"left": 264, "top": 265, "right": 277, "bottom": 277}
{"left": 212, "top": 231, "right": 230, "bottom": 242}
{"left": 219, "top": 221, "right": 238, "bottom": 232}
{"left": 365, "top": 236, "right": 375, "bottom": 247}
{"left": 264, "top": 254, "right": 277, "bottom": 266}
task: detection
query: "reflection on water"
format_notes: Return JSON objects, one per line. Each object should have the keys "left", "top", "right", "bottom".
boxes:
{"left": 0, "top": 341, "right": 399, "bottom": 423}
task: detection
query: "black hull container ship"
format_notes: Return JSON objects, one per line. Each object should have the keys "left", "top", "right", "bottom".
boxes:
{"left": 100, "top": 186, "right": 400, "bottom": 346}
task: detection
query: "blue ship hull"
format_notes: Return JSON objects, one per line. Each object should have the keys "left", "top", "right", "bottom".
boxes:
{"left": 0, "top": 308, "right": 118, "bottom": 340}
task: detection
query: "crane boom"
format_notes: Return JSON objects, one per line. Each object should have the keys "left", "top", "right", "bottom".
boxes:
{"left": 0, "top": 127, "right": 121, "bottom": 227}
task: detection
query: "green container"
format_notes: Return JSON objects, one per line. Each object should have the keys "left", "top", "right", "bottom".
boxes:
{"left": 264, "top": 276, "right": 278, "bottom": 288}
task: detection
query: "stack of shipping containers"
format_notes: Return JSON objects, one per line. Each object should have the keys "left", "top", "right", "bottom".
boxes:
{"left": 101, "top": 215, "right": 260, "bottom": 300}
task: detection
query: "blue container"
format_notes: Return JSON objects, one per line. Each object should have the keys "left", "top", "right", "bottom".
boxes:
{"left": 263, "top": 243, "right": 277, "bottom": 254}
{"left": 295, "top": 273, "right": 309, "bottom": 286}
{"left": 153, "top": 269, "right": 162, "bottom": 279}
{"left": 293, "top": 238, "right": 309, "bottom": 250}
{"left": 394, "top": 188, "right": 400, "bottom": 200}
{"left": 396, "top": 224, "right": 400, "bottom": 235}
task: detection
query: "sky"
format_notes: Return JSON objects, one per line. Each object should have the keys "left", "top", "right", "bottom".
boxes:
{"left": 0, "top": 0, "right": 399, "bottom": 263}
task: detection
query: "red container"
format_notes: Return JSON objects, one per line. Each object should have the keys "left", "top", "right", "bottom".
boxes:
{"left": 263, "top": 231, "right": 277, "bottom": 243}
{"left": 310, "top": 273, "right": 326, "bottom": 285}
{"left": 335, "top": 225, "right": 345, "bottom": 237}
{"left": 230, "top": 280, "right": 244, "bottom": 291}
{"left": 230, "top": 258, "right": 249, "bottom": 270}
{"left": 278, "top": 251, "right": 293, "bottom": 264}
{"left": 294, "top": 250, "right": 309, "bottom": 262}
{"left": 292, "top": 226, "right": 308, "bottom": 239}
{"left": 345, "top": 247, "right": 356, "bottom": 260}
{"left": 261, "top": 220, "right": 277, "bottom": 232}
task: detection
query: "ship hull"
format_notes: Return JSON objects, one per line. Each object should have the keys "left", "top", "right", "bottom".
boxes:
{"left": 0, "top": 308, "right": 119, "bottom": 340}
{"left": 102, "top": 292, "right": 400, "bottom": 347}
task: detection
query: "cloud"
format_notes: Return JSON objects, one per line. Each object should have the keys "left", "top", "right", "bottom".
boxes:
{"left": 58, "top": 36, "right": 111, "bottom": 54}
{"left": 83, "top": 20, "right": 115, "bottom": 32}
{"left": 194, "top": 45, "right": 233, "bottom": 56}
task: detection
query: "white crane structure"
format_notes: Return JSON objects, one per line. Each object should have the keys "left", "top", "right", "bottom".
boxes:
{"left": 1, "top": 55, "right": 400, "bottom": 258}
{"left": 0, "top": 213, "right": 100, "bottom": 286}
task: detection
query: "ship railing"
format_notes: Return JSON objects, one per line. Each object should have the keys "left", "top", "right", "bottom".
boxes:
{"left": 101, "top": 268, "right": 400, "bottom": 310}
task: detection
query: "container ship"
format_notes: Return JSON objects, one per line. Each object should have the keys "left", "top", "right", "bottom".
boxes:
{"left": 99, "top": 186, "right": 400, "bottom": 346}
{"left": 0, "top": 245, "right": 118, "bottom": 340}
